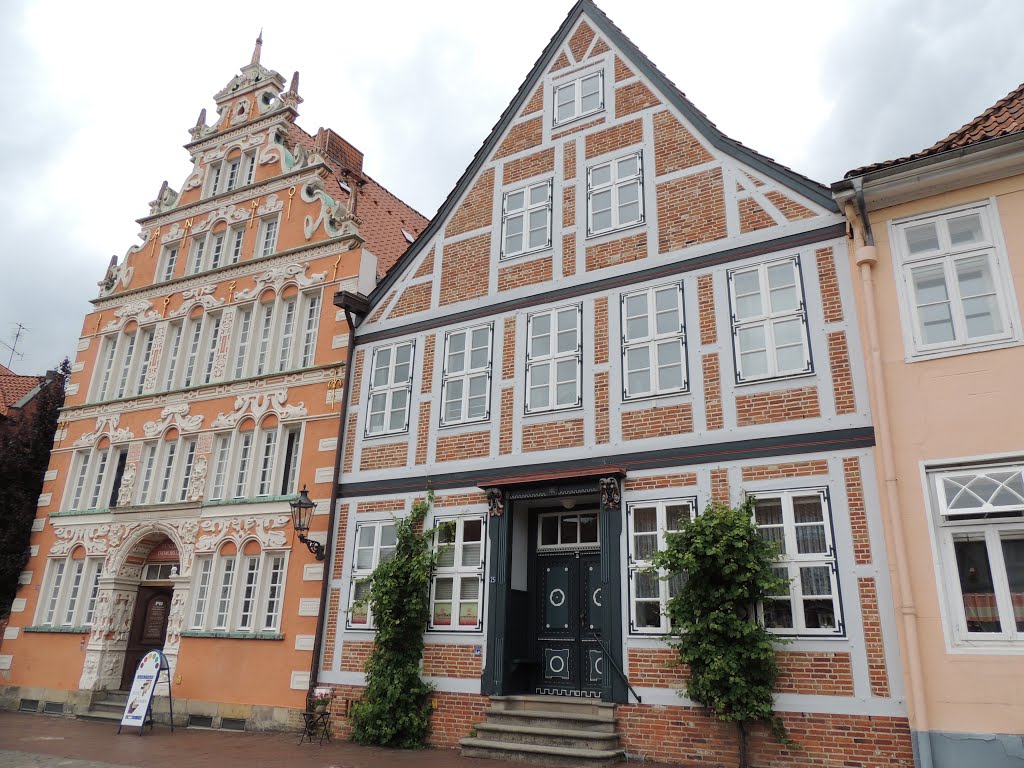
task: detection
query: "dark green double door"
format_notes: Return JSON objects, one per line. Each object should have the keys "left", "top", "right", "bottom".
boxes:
{"left": 534, "top": 551, "right": 604, "bottom": 697}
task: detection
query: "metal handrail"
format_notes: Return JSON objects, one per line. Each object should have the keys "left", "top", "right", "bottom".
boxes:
{"left": 589, "top": 632, "right": 642, "bottom": 704}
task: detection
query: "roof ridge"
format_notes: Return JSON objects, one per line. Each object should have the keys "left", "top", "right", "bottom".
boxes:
{"left": 923, "top": 80, "right": 1024, "bottom": 154}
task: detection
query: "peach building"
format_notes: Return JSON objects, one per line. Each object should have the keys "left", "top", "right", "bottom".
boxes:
{"left": 834, "top": 84, "right": 1024, "bottom": 767}
{"left": 0, "top": 38, "right": 424, "bottom": 729}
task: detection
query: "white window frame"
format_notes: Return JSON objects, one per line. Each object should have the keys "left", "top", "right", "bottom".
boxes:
{"left": 133, "top": 435, "right": 199, "bottom": 506}
{"left": 500, "top": 180, "right": 553, "bottom": 259}
{"left": 347, "top": 520, "right": 397, "bottom": 629}
{"left": 257, "top": 216, "right": 280, "bottom": 259}
{"left": 66, "top": 445, "right": 125, "bottom": 512}
{"left": 429, "top": 515, "right": 486, "bottom": 632}
{"left": 35, "top": 555, "right": 104, "bottom": 628}
{"left": 626, "top": 499, "right": 697, "bottom": 635}
{"left": 553, "top": 70, "right": 605, "bottom": 126}
{"left": 232, "top": 290, "right": 322, "bottom": 379}
{"left": 189, "top": 549, "right": 288, "bottom": 634}
{"left": 205, "top": 423, "right": 303, "bottom": 503}
{"left": 440, "top": 325, "right": 493, "bottom": 426}
{"left": 158, "top": 245, "right": 179, "bottom": 283}
{"left": 728, "top": 256, "right": 812, "bottom": 383}
{"left": 365, "top": 341, "right": 415, "bottom": 436}
{"left": 586, "top": 151, "right": 645, "bottom": 236}
{"left": 525, "top": 305, "right": 582, "bottom": 413}
{"left": 621, "top": 283, "right": 688, "bottom": 399}
{"left": 891, "top": 201, "right": 1021, "bottom": 360}
{"left": 91, "top": 325, "right": 156, "bottom": 402}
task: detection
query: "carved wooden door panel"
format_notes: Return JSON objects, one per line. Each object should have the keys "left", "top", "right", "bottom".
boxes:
{"left": 120, "top": 587, "right": 171, "bottom": 690}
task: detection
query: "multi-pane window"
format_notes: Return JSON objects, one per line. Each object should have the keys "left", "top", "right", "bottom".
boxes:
{"left": 134, "top": 435, "right": 198, "bottom": 506}
{"left": 36, "top": 555, "right": 103, "bottom": 628}
{"left": 501, "top": 180, "right": 552, "bottom": 259}
{"left": 441, "top": 326, "right": 492, "bottom": 426}
{"left": 258, "top": 217, "right": 279, "bottom": 258}
{"left": 164, "top": 313, "right": 222, "bottom": 390}
{"left": 930, "top": 462, "right": 1024, "bottom": 645}
{"left": 234, "top": 292, "right": 322, "bottom": 379}
{"left": 538, "top": 509, "right": 599, "bottom": 549}
{"left": 621, "top": 283, "right": 687, "bottom": 398}
{"left": 205, "top": 424, "right": 302, "bottom": 502}
{"left": 205, "top": 153, "right": 257, "bottom": 197}
{"left": 728, "top": 257, "right": 811, "bottom": 382}
{"left": 228, "top": 227, "right": 245, "bottom": 265}
{"left": 347, "top": 521, "right": 397, "bottom": 628}
{"left": 554, "top": 71, "right": 604, "bottom": 125}
{"left": 67, "top": 445, "right": 126, "bottom": 512}
{"left": 430, "top": 516, "right": 485, "bottom": 631}
{"left": 92, "top": 325, "right": 155, "bottom": 401}
{"left": 587, "top": 152, "right": 644, "bottom": 235}
{"left": 752, "top": 490, "right": 843, "bottom": 636}
{"left": 190, "top": 550, "right": 287, "bottom": 633}
{"left": 893, "top": 203, "right": 1019, "bottom": 356}
{"left": 366, "top": 342, "right": 415, "bottom": 436}
{"left": 158, "top": 246, "right": 179, "bottom": 283}
{"left": 627, "top": 499, "right": 696, "bottom": 634}
{"left": 187, "top": 231, "right": 233, "bottom": 274}
{"left": 526, "top": 305, "right": 582, "bottom": 413}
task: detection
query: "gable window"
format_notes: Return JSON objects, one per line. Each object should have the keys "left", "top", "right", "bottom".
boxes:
{"left": 587, "top": 152, "right": 644, "bottom": 236}
{"left": 258, "top": 217, "right": 279, "bottom": 258}
{"left": 728, "top": 256, "right": 811, "bottom": 382}
{"left": 554, "top": 71, "right": 604, "bottom": 125}
{"left": 892, "top": 203, "right": 1019, "bottom": 358}
{"left": 929, "top": 462, "right": 1024, "bottom": 646}
{"left": 526, "top": 305, "right": 581, "bottom": 413}
{"left": 627, "top": 499, "right": 696, "bottom": 634}
{"left": 366, "top": 341, "right": 415, "bottom": 436}
{"left": 187, "top": 237, "right": 206, "bottom": 276}
{"left": 429, "top": 516, "right": 485, "bottom": 631}
{"left": 441, "top": 325, "right": 492, "bottom": 426}
{"left": 228, "top": 227, "right": 245, "bottom": 265}
{"left": 752, "top": 490, "right": 844, "bottom": 636}
{"left": 347, "top": 520, "right": 397, "bottom": 628}
{"left": 621, "top": 283, "right": 687, "bottom": 398}
{"left": 36, "top": 554, "right": 104, "bottom": 628}
{"left": 501, "top": 180, "right": 552, "bottom": 259}
{"left": 158, "top": 246, "right": 179, "bottom": 283}
{"left": 190, "top": 548, "right": 287, "bottom": 634}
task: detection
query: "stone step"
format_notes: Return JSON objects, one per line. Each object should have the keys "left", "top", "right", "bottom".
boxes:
{"left": 461, "top": 738, "right": 623, "bottom": 768}
{"left": 490, "top": 695, "right": 615, "bottom": 719}
{"left": 95, "top": 692, "right": 130, "bottom": 705}
{"left": 475, "top": 722, "right": 619, "bottom": 751}
{"left": 484, "top": 709, "right": 617, "bottom": 733}
{"left": 89, "top": 701, "right": 127, "bottom": 715}
{"left": 77, "top": 710, "right": 124, "bottom": 724}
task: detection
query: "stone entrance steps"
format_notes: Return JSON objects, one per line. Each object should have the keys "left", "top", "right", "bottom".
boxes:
{"left": 461, "top": 695, "right": 622, "bottom": 767}
{"left": 78, "top": 690, "right": 129, "bottom": 723}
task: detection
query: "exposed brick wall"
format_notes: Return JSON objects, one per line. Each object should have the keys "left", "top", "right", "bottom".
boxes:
{"left": 421, "top": 335, "right": 435, "bottom": 394}
{"left": 738, "top": 197, "right": 777, "bottom": 233}
{"left": 350, "top": 349, "right": 365, "bottom": 406}
{"left": 776, "top": 651, "right": 854, "bottom": 696}
{"left": 321, "top": 588, "right": 340, "bottom": 669}
{"left": 388, "top": 281, "right": 432, "bottom": 318}
{"left": 549, "top": 51, "right": 571, "bottom": 73}
{"left": 653, "top": 111, "right": 713, "bottom": 176}
{"left": 498, "top": 388, "right": 514, "bottom": 455}
{"left": 711, "top": 467, "right": 729, "bottom": 504}
{"left": 736, "top": 386, "right": 820, "bottom": 427}
{"left": 622, "top": 403, "right": 693, "bottom": 440}
{"left": 521, "top": 85, "right": 543, "bottom": 116}
{"left": 585, "top": 118, "right": 643, "bottom": 159}
{"left": 628, "top": 647, "right": 688, "bottom": 689}
{"left": 494, "top": 117, "right": 543, "bottom": 160}
{"left": 859, "top": 577, "right": 891, "bottom": 697}
{"left": 828, "top": 331, "right": 856, "bottom": 415}
{"left": 445, "top": 168, "right": 494, "bottom": 237}
{"left": 564, "top": 141, "right": 577, "bottom": 180}
{"left": 590, "top": 38, "right": 610, "bottom": 57}
{"left": 422, "top": 644, "right": 483, "bottom": 679}
{"left": 434, "top": 491, "right": 488, "bottom": 507}
{"left": 623, "top": 472, "right": 697, "bottom": 491}
{"left": 415, "top": 402, "right": 430, "bottom": 465}
{"left": 585, "top": 231, "right": 647, "bottom": 271}
{"left": 355, "top": 499, "right": 405, "bottom": 514}
{"left": 501, "top": 318, "right": 516, "bottom": 380}
{"left": 360, "top": 441, "right": 409, "bottom": 471}
{"left": 595, "top": 371, "right": 610, "bottom": 444}
{"left": 413, "top": 246, "right": 435, "bottom": 279}
{"left": 440, "top": 233, "right": 491, "bottom": 306}
{"left": 697, "top": 274, "right": 716, "bottom": 345}
{"left": 765, "top": 190, "right": 816, "bottom": 221}
{"left": 562, "top": 233, "right": 577, "bottom": 276}
{"left": 741, "top": 460, "right": 829, "bottom": 482}
{"left": 616, "top": 81, "right": 661, "bottom": 118}
{"left": 425, "top": 692, "right": 490, "bottom": 748}
{"left": 522, "top": 419, "right": 584, "bottom": 452}
{"left": 343, "top": 414, "right": 357, "bottom": 473}
{"left": 562, "top": 185, "right": 575, "bottom": 228}
{"left": 844, "top": 456, "right": 872, "bottom": 565}
{"left": 436, "top": 430, "right": 490, "bottom": 462}
{"left": 816, "top": 246, "right": 844, "bottom": 322}
{"left": 333, "top": 506, "right": 350, "bottom": 579}
{"left": 368, "top": 297, "right": 390, "bottom": 324}
{"left": 594, "top": 297, "right": 609, "bottom": 364}
{"left": 567, "top": 20, "right": 595, "bottom": 61}
{"left": 340, "top": 639, "right": 373, "bottom": 672}
{"left": 498, "top": 256, "right": 552, "bottom": 292}
{"left": 614, "top": 55, "right": 634, "bottom": 82}
{"left": 657, "top": 168, "right": 727, "bottom": 253}
{"left": 553, "top": 117, "right": 605, "bottom": 141}
{"left": 503, "top": 147, "right": 555, "bottom": 185}
{"left": 702, "top": 353, "right": 723, "bottom": 430}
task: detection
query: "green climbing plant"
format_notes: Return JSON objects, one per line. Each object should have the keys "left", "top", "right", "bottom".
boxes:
{"left": 650, "top": 497, "right": 795, "bottom": 768}
{"left": 350, "top": 491, "right": 437, "bottom": 748}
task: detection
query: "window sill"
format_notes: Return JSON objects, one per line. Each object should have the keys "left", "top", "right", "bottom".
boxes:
{"left": 426, "top": 627, "right": 484, "bottom": 634}
{"left": 24, "top": 625, "right": 91, "bottom": 634}
{"left": 732, "top": 369, "right": 816, "bottom": 390}
{"left": 621, "top": 388, "right": 691, "bottom": 405}
{"left": 201, "top": 495, "right": 297, "bottom": 508}
{"left": 437, "top": 417, "right": 491, "bottom": 431}
{"left": 553, "top": 107, "right": 605, "bottom": 132}
{"left": 585, "top": 219, "right": 646, "bottom": 242}
{"left": 181, "top": 631, "right": 284, "bottom": 641}
{"left": 523, "top": 403, "right": 583, "bottom": 419}
{"left": 50, "top": 508, "right": 110, "bottom": 518}
{"left": 362, "top": 428, "right": 411, "bottom": 441}
{"left": 904, "top": 336, "right": 1023, "bottom": 363}
{"left": 498, "top": 245, "right": 553, "bottom": 264}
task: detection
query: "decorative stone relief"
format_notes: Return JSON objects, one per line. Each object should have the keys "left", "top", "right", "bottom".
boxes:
{"left": 164, "top": 587, "right": 189, "bottom": 651}
{"left": 73, "top": 414, "right": 134, "bottom": 447}
{"left": 196, "top": 515, "right": 291, "bottom": 552}
{"left": 191, "top": 203, "right": 249, "bottom": 235}
{"left": 143, "top": 403, "right": 204, "bottom": 437}
{"left": 168, "top": 285, "right": 225, "bottom": 318}
{"left": 301, "top": 179, "right": 358, "bottom": 240}
{"left": 161, "top": 222, "right": 186, "bottom": 244}
{"left": 211, "top": 307, "right": 235, "bottom": 381}
{"left": 186, "top": 457, "right": 208, "bottom": 502}
{"left": 148, "top": 181, "right": 179, "bottom": 215}
{"left": 97, "top": 257, "right": 135, "bottom": 297}
{"left": 116, "top": 462, "right": 137, "bottom": 507}
{"left": 141, "top": 324, "right": 166, "bottom": 394}
{"left": 211, "top": 389, "right": 307, "bottom": 429}
{"left": 91, "top": 589, "right": 137, "bottom": 644}
{"left": 100, "top": 300, "right": 162, "bottom": 333}
{"left": 233, "top": 263, "right": 326, "bottom": 301}
{"left": 257, "top": 192, "right": 284, "bottom": 217}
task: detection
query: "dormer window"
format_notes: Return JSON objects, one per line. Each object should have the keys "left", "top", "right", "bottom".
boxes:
{"left": 554, "top": 71, "right": 604, "bottom": 126}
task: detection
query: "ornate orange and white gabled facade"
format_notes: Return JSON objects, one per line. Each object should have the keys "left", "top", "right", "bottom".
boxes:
{"left": 0, "top": 38, "right": 425, "bottom": 729}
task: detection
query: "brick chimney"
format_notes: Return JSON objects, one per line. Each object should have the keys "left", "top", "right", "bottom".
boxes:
{"left": 314, "top": 128, "right": 364, "bottom": 177}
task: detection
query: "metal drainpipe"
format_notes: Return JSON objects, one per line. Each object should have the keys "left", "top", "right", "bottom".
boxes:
{"left": 306, "top": 304, "right": 359, "bottom": 706}
{"left": 845, "top": 195, "right": 932, "bottom": 768}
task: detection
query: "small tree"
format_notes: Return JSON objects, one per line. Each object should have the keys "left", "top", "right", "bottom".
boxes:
{"left": 651, "top": 497, "right": 793, "bottom": 768}
{"left": 350, "top": 492, "right": 437, "bottom": 748}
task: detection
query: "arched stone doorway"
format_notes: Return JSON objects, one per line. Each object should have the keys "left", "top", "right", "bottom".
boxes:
{"left": 119, "top": 538, "right": 178, "bottom": 689}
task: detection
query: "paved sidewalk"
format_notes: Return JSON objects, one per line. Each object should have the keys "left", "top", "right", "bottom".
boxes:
{"left": 0, "top": 712, "right": 517, "bottom": 768}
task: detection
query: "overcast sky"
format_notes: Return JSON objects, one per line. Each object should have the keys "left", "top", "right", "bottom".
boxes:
{"left": 3, "top": 0, "right": 1024, "bottom": 375}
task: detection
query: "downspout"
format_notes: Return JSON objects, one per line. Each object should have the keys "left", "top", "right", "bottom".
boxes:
{"left": 845, "top": 186, "right": 932, "bottom": 768}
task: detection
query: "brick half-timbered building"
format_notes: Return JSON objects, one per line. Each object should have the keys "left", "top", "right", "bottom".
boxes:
{"left": 322, "top": 3, "right": 911, "bottom": 765}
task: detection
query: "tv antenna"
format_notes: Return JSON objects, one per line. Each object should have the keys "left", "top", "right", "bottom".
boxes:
{"left": 1, "top": 323, "right": 28, "bottom": 368}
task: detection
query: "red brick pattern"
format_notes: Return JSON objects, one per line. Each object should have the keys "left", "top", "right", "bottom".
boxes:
{"left": 702, "top": 353, "right": 723, "bottom": 430}
{"left": 552, "top": 117, "right": 605, "bottom": 141}
{"left": 360, "top": 441, "right": 409, "bottom": 471}
{"left": 498, "top": 256, "right": 553, "bottom": 292}
{"left": 503, "top": 147, "right": 554, "bottom": 185}
{"left": 415, "top": 402, "right": 430, "bottom": 465}
{"left": 494, "top": 117, "right": 544, "bottom": 160}
{"left": 367, "top": 296, "right": 390, "bottom": 324}
{"left": 859, "top": 576, "right": 891, "bottom": 697}
{"left": 567, "top": 21, "right": 595, "bottom": 62}
{"left": 585, "top": 118, "right": 643, "bottom": 159}
{"left": 421, "top": 334, "right": 435, "bottom": 394}
{"left": 549, "top": 51, "right": 571, "bottom": 73}
{"left": 562, "top": 185, "right": 575, "bottom": 228}
{"left": 350, "top": 349, "right": 365, "bottom": 405}
{"left": 711, "top": 467, "right": 729, "bottom": 504}
{"left": 736, "top": 386, "right": 820, "bottom": 427}
{"left": 521, "top": 86, "right": 543, "bottom": 117}
{"left": 355, "top": 499, "right": 405, "bottom": 514}
{"left": 816, "top": 246, "right": 844, "bottom": 322}
{"left": 697, "top": 274, "right": 716, "bottom": 345}
{"left": 828, "top": 331, "right": 856, "bottom": 415}
{"left": 422, "top": 644, "right": 483, "bottom": 679}
{"left": 562, "top": 233, "right": 577, "bottom": 276}
{"left": 738, "top": 197, "right": 777, "bottom": 233}
{"left": 590, "top": 38, "right": 610, "bottom": 57}
{"left": 322, "top": 588, "right": 340, "bottom": 669}
{"left": 622, "top": 403, "right": 693, "bottom": 441}
{"left": 776, "top": 651, "right": 854, "bottom": 696}
{"left": 595, "top": 371, "right": 610, "bottom": 444}
{"left": 594, "top": 297, "right": 609, "bottom": 364}
{"left": 342, "top": 414, "right": 357, "bottom": 473}
{"left": 434, "top": 491, "right": 488, "bottom": 508}
{"left": 445, "top": 168, "right": 494, "bottom": 237}
{"left": 340, "top": 639, "right": 373, "bottom": 672}
{"left": 657, "top": 168, "right": 727, "bottom": 253}
{"left": 624, "top": 472, "right": 697, "bottom": 491}
{"left": 439, "top": 233, "right": 491, "bottom": 306}
{"left": 413, "top": 246, "right": 435, "bottom": 279}
{"left": 522, "top": 419, "right": 584, "bottom": 452}
{"left": 765, "top": 189, "right": 816, "bottom": 221}
{"left": 652, "top": 111, "right": 713, "bottom": 176}
{"left": 387, "top": 281, "right": 432, "bottom": 318}
{"left": 741, "top": 460, "right": 829, "bottom": 482}
{"left": 616, "top": 81, "right": 661, "bottom": 118}
{"left": 628, "top": 647, "right": 688, "bottom": 689}
{"left": 614, "top": 55, "right": 634, "bottom": 82}
{"left": 564, "top": 141, "right": 577, "bottom": 180}
{"left": 585, "top": 231, "right": 647, "bottom": 271}
{"left": 844, "top": 456, "right": 872, "bottom": 565}
{"left": 501, "top": 318, "right": 516, "bottom": 380}
{"left": 436, "top": 430, "right": 490, "bottom": 462}
{"left": 425, "top": 692, "right": 491, "bottom": 748}
{"left": 498, "top": 388, "right": 514, "bottom": 455}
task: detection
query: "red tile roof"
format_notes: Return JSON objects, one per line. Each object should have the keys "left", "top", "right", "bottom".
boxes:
{"left": 0, "top": 366, "right": 44, "bottom": 419}
{"left": 847, "top": 81, "right": 1024, "bottom": 177}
